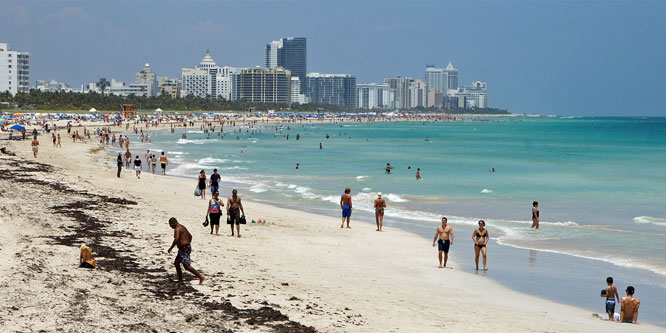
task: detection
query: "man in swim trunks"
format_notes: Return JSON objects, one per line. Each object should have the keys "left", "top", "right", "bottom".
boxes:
{"left": 385, "top": 163, "right": 394, "bottom": 174}
{"left": 124, "top": 149, "right": 132, "bottom": 169}
{"left": 340, "top": 187, "right": 352, "bottom": 228}
{"left": 227, "top": 189, "right": 245, "bottom": 237}
{"left": 601, "top": 276, "right": 620, "bottom": 321}
{"left": 31, "top": 137, "right": 39, "bottom": 158}
{"left": 432, "top": 217, "right": 454, "bottom": 268}
{"left": 374, "top": 192, "right": 386, "bottom": 231}
{"left": 167, "top": 217, "right": 205, "bottom": 284}
{"left": 160, "top": 152, "right": 168, "bottom": 175}
{"left": 619, "top": 286, "right": 640, "bottom": 324}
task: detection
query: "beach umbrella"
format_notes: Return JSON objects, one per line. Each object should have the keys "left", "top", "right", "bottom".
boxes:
{"left": 89, "top": 108, "right": 97, "bottom": 113}
{"left": 10, "top": 124, "right": 25, "bottom": 130}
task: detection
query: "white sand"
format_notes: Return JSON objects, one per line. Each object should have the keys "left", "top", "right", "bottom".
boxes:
{"left": 0, "top": 132, "right": 660, "bottom": 332}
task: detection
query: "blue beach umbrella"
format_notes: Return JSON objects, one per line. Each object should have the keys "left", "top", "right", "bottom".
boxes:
{"left": 10, "top": 124, "right": 25, "bottom": 130}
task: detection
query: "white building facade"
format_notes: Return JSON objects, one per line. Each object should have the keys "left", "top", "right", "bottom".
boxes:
{"left": 181, "top": 50, "right": 240, "bottom": 100}
{"left": 0, "top": 43, "right": 30, "bottom": 95}
{"left": 135, "top": 63, "right": 159, "bottom": 97}
{"left": 450, "top": 81, "right": 488, "bottom": 109}
{"left": 356, "top": 83, "right": 394, "bottom": 109}
{"left": 35, "top": 80, "right": 72, "bottom": 93}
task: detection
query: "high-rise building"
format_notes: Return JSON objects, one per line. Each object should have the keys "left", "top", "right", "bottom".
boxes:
{"left": 383, "top": 77, "right": 412, "bottom": 109}
{"left": 449, "top": 81, "right": 488, "bottom": 109}
{"left": 445, "top": 62, "right": 458, "bottom": 90}
{"left": 135, "top": 63, "right": 159, "bottom": 97}
{"left": 409, "top": 79, "right": 428, "bottom": 108}
{"left": 424, "top": 62, "right": 458, "bottom": 93}
{"left": 427, "top": 89, "right": 443, "bottom": 108}
{"left": 0, "top": 43, "right": 30, "bottom": 95}
{"left": 160, "top": 77, "right": 180, "bottom": 98}
{"left": 290, "top": 77, "right": 309, "bottom": 104}
{"left": 181, "top": 49, "right": 241, "bottom": 100}
{"left": 107, "top": 79, "right": 149, "bottom": 97}
{"left": 305, "top": 73, "right": 356, "bottom": 108}
{"left": 356, "top": 83, "right": 394, "bottom": 109}
{"left": 265, "top": 37, "right": 306, "bottom": 92}
{"left": 238, "top": 67, "right": 291, "bottom": 104}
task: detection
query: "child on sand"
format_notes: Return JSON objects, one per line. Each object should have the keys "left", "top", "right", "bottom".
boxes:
{"left": 600, "top": 276, "right": 620, "bottom": 321}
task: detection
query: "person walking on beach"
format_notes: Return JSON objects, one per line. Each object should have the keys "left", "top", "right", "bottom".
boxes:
{"left": 209, "top": 169, "right": 221, "bottom": 194}
{"left": 620, "top": 286, "right": 640, "bottom": 324}
{"left": 124, "top": 149, "right": 132, "bottom": 169}
{"left": 531, "top": 201, "right": 540, "bottom": 229}
{"left": 134, "top": 156, "right": 142, "bottom": 179}
{"left": 600, "top": 276, "right": 620, "bottom": 321}
{"left": 432, "top": 217, "right": 454, "bottom": 268}
{"left": 472, "top": 220, "right": 489, "bottom": 271}
{"left": 56, "top": 134, "right": 61, "bottom": 148}
{"left": 206, "top": 191, "right": 224, "bottom": 235}
{"left": 374, "top": 192, "right": 386, "bottom": 231}
{"left": 31, "top": 137, "right": 39, "bottom": 158}
{"left": 160, "top": 152, "right": 168, "bottom": 175}
{"left": 167, "top": 217, "right": 205, "bottom": 284}
{"left": 340, "top": 187, "right": 352, "bottom": 228}
{"left": 198, "top": 170, "right": 207, "bottom": 200}
{"left": 116, "top": 153, "right": 123, "bottom": 178}
{"left": 52, "top": 133, "right": 56, "bottom": 147}
{"left": 227, "top": 189, "right": 245, "bottom": 237}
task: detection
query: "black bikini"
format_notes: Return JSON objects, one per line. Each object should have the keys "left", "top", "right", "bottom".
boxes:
{"left": 475, "top": 230, "right": 487, "bottom": 248}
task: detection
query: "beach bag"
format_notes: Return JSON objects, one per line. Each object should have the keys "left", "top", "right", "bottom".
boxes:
{"left": 194, "top": 186, "right": 201, "bottom": 196}
{"left": 203, "top": 216, "right": 209, "bottom": 227}
{"left": 239, "top": 216, "right": 247, "bottom": 224}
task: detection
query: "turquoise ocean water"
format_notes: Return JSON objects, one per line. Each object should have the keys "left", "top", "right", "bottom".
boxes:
{"left": 123, "top": 117, "right": 666, "bottom": 325}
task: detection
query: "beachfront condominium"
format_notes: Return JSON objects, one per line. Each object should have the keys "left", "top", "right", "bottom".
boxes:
{"left": 265, "top": 37, "right": 306, "bottom": 93}
{"left": 160, "top": 77, "right": 180, "bottom": 98}
{"left": 0, "top": 43, "right": 30, "bottom": 95}
{"left": 305, "top": 73, "right": 357, "bottom": 108}
{"left": 356, "top": 83, "right": 395, "bottom": 109}
{"left": 409, "top": 79, "right": 428, "bottom": 108}
{"left": 181, "top": 49, "right": 240, "bottom": 100}
{"left": 384, "top": 77, "right": 412, "bottom": 109}
{"left": 135, "top": 63, "right": 159, "bottom": 97}
{"left": 238, "top": 67, "right": 291, "bottom": 104}
{"left": 449, "top": 81, "right": 488, "bottom": 108}
{"left": 35, "top": 80, "right": 72, "bottom": 93}
{"left": 290, "top": 77, "right": 309, "bottom": 104}
{"left": 424, "top": 62, "right": 459, "bottom": 93}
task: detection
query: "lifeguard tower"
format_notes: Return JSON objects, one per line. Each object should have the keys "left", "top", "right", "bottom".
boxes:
{"left": 121, "top": 104, "right": 137, "bottom": 118}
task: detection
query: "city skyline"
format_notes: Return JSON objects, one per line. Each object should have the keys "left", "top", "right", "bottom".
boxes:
{"left": 1, "top": 1, "right": 664, "bottom": 115}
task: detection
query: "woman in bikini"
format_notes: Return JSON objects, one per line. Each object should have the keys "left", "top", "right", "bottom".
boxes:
{"left": 472, "top": 220, "right": 489, "bottom": 271}
{"left": 531, "top": 201, "right": 539, "bottom": 229}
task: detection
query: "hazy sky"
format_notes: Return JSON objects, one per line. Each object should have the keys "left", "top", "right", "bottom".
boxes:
{"left": 1, "top": 0, "right": 665, "bottom": 116}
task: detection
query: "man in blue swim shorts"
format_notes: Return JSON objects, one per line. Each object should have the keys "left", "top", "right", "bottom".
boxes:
{"left": 340, "top": 187, "right": 352, "bottom": 228}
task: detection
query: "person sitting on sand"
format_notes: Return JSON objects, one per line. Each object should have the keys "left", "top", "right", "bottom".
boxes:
{"left": 227, "top": 189, "right": 245, "bottom": 237}
{"left": 167, "top": 217, "right": 205, "bottom": 284}
{"left": 600, "top": 276, "right": 620, "bottom": 321}
{"left": 620, "top": 286, "right": 640, "bottom": 324}
{"left": 472, "top": 220, "right": 489, "bottom": 271}
{"left": 374, "top": 193, "right": 386, "bottom": 232}
{"left": 531, "top": 201, "right": 540, "bottom": 229}
{"left": 340, "top": 187, "right": 352, "bottom": 228}
{"left": 432, "top": 217, "right": 453, "bottom": 268}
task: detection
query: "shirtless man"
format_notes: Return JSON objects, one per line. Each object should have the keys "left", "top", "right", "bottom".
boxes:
{"left": 340, "top": 187, "right": 352, "bottom": 228}
{"left": 227, "top": 189, "right": 245, "bottom": 237}
{"left": 124, "top": 149, "right": 132, "bottom": 168}
{"left": 167, "top": 217, "right": 205, "bottom": 284}
{"left": 432, "top": 217, "right": 454, "bottom": 268}
{"left": 31, "top": 137, "right": 39, "bottom": 158}
{"left": 374, "top": 192, "right": 386, "bottom": 231}
{"left": 620, "top": 286, "right": 640, "bottom": 324}
{"left": 160, "top": 152, "right": 168, "bottom": 175}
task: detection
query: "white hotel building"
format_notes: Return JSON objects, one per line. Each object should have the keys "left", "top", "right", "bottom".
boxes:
{"left": 181, "top": 50, "right": 240, "bottom": 101}
{"left": 0, "top": 43, "right": 30, "bottom": 95}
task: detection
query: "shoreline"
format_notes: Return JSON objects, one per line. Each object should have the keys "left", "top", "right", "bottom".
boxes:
{"left": 1, "top": 129, "right": 660, "bottom": 331}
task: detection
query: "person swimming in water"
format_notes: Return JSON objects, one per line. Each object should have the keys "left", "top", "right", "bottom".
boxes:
{"left": 374, "top": 193, "right": 386, "bottom": 232}
{"left": 416, "top": 168, "right": 422, "bottom": 180}
{"left": 385, "top": 163, "right": 394, "bottom": 174}
{"left": 472, "top": 220, "right": 489, "bottom": 271}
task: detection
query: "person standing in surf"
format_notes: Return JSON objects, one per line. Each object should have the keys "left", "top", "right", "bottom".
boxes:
{"left": 340, "top": 187, "right": 352, "bottom": 228}
{"left": 472, "top": 220, "right": 489, "bottom": 271}
{"left": 531, "top": 201, "right": 539, "bottom": 229}
{"left": 374, "top": 193, "right": 386, "bottom": 231}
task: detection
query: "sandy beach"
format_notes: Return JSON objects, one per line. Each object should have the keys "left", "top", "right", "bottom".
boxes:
{"left": 0, "top": 129, "right": 661, "bottom": 332}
